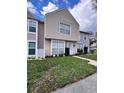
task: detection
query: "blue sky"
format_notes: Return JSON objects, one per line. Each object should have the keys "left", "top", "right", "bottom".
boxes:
{"left": 27, "top": 0, "right": 97, "bottom": 32}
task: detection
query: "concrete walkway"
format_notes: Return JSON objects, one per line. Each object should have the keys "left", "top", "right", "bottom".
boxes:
{"left": 73, "top": 56, "right": 97, "bottom": 66}
{"left": 51, "top": 73, "right": 97, "bottom": 93}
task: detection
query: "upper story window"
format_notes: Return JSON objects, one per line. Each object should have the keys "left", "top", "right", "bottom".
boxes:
{"left": 59, "top": 23, "right": 70, "bottom": 35}
{"left": 27, "top": 19, "right": 37, "bottom": 33}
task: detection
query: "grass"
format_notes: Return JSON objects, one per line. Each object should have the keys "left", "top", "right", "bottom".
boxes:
{"left": 27, "top": 56, "right": 97, "bottom": 93}
{"left": 79, "top": 53, "right": 97, "bottom": 61}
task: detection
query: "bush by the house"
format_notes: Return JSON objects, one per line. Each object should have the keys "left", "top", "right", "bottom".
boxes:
{"left": 77, "top": 49, "right": 83, "bottom": 55}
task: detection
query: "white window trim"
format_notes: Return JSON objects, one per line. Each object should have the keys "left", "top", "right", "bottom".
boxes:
{"left": 27, "top": 40, "right": 37, "bottom": 57}
{"left": 27, "top": 19, "right": 38, "bottom": 58}
{"left": 51, "top": 40, "right": 65, "bottom": 55}
{"left": 58, "top": 22, "right": 71, "bottom": 36}
{"left": 27, "top": 19, "right": 38, "bottom": 34}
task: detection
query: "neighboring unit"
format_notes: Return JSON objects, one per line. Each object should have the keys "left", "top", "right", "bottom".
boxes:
{"left": 89, "top": 31, "right": 97, "bottom": 52}
{"left": 27, "top": 12, "right": 45, "bottom": 58}
{"left": 77, "top": 31, "right": 90, "bottom": 54}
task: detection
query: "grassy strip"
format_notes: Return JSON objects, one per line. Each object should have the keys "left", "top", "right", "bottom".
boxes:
{"left": 79, "top": 53, "right": 97, "bottom": 61}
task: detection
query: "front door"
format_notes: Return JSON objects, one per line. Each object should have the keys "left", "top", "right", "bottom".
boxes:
{"left": 65, "top": 42, "right": 76, "bottom": 55}
{"left": 84, "top": 47, "right": 88, "bottom": 54}
{"left": 65, "top": 48, "right": 70, "bottom": 56}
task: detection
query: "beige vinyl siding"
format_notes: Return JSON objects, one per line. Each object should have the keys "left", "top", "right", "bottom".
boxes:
{"left": 27, "top": 33, "right": 36, "bottom": 41}
{"left": 45, "top": 39, "right": 51, "bottom": 56}
{"left": 38, "top": 22, "right": 44, "bottom": 49}
{"left": 45, "top": 9, "right": 80, "bottom": 41}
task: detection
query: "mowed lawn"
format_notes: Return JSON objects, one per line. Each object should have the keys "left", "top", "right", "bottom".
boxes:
{"left": 27, "top": 56, "right": 97, "bottom": 93}
{"left": 79, "top": 53, "right": 97, "bottom": 61}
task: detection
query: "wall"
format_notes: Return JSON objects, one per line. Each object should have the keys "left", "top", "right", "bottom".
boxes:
{"left": 45, "top": 9, "right": 80, "bottom": 41}
{"left": 45, "top": 39, "right": 51, "bottom": 56}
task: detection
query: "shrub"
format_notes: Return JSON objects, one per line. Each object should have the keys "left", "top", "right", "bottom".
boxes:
{"left": 59, "top": 54, "right": 64, "bottom": 57}
{"left": 55, "top": 54, "right": 58, "bottom": 57}
{"left": 77, "top": 49, "right": 83, "bottom": 55}
{"left": 37, "top": 57, "right": 44, "bottom": 60}
{"left": 90, "top": 50, "right": 95, "bottom": 54}
{"left": 75, "top": 53, "right": 80, "bottom": 55}
{"left": 45, "top": 56, "right": 51, "bottom": 58}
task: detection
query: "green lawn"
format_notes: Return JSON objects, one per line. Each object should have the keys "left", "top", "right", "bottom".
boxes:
{"left": 27, "top": 56, "right": 97, "bottom": 93}
{"left": 79, "top": 53, "right": 97, "bottom": 61}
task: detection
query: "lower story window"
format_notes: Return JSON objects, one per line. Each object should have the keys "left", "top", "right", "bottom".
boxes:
{"left": 28, "top": 42, "right": 36, "bottom": 55}
{"left": 52, "top": 40, "right": 65, "bottom": 55}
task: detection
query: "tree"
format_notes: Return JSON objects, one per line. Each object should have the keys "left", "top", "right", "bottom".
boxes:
{"left": 91, "top": 0, "right": 97, "bottom": 10}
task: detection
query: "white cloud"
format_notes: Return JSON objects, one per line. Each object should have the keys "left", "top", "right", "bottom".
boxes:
{"left": 27, "top": 1, "right": 38, "bottom": 14}
{"left": 27, "top": 1, "right": 34, "bottom": 8}
{"left": 40, "top": 2, "right": 58, "bottom": 15}
{"left": 69, "top": 0, "right": 97, "bottom": 31}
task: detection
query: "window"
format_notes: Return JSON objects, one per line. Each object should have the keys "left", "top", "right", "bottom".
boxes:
{"left": 59, "top": 23, "right": 70, "bottom": 35}
{"left": 84, "top": 37, "right": 86, "bottom": 40}
{"left": 28, "top": 20, "right": 37, "bottom": 32}
{"left": 28, "top": 42, "right": 36, "bottom": 55}
{"left": 52, "top": 40, "right": 65, "bottom": 55}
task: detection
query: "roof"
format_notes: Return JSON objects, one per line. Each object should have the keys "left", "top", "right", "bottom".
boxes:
{"left": 45, "top": 8, "right": 79, "bottom": 25}
{"left": 80, "top": 31, "right": 91, "bottom": 34}
{"left": 27, "top": 11, "right": 44, "bottom": 23}
{"left": 27, "top": 8, "right": 79, "bottom": 24}
{"left": 45, "top": 8, "right": 67, "bottom": 16}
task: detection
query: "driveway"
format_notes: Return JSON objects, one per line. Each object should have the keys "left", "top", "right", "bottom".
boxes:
{"left": 51, "top": 73, "right": 97, "bottom": 93}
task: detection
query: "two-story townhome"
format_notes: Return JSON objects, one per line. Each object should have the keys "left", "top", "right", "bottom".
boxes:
{"left": 27, "top": 12, "right": 45, "bottom": 58}
{"left": 44, "top": 9, "right": 80, "bottom": 56}
{"left": 27, "top": 9, "right": 80, "bottom": 58}
{"left": 77, "top": 31, "right": 90, "bottom": 54}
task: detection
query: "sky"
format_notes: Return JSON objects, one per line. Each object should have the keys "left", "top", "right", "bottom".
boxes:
{"left": 27, "top": 0, "right": 97, "bottom": 32}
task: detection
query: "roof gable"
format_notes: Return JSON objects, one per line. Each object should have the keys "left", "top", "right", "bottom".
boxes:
{"left": 45, "top": 8, "right": 79, "bottom": 25}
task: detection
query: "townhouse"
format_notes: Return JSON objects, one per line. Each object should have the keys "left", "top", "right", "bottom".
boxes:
{"left": 27, "top": 9, "right": 90, "bottom": 58}
{"left": 44, "top": 9, "right": 80, "bottom": 56}
{"left": 77, "top": 31, "right": 90, "bottom": 54}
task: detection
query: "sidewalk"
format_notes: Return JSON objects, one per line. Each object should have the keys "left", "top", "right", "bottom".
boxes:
{"left": 73, "top": 56, "right": 97, "bottom": 66}
{"left": 51, "top": 73, "right": 97, "bottom": 93}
